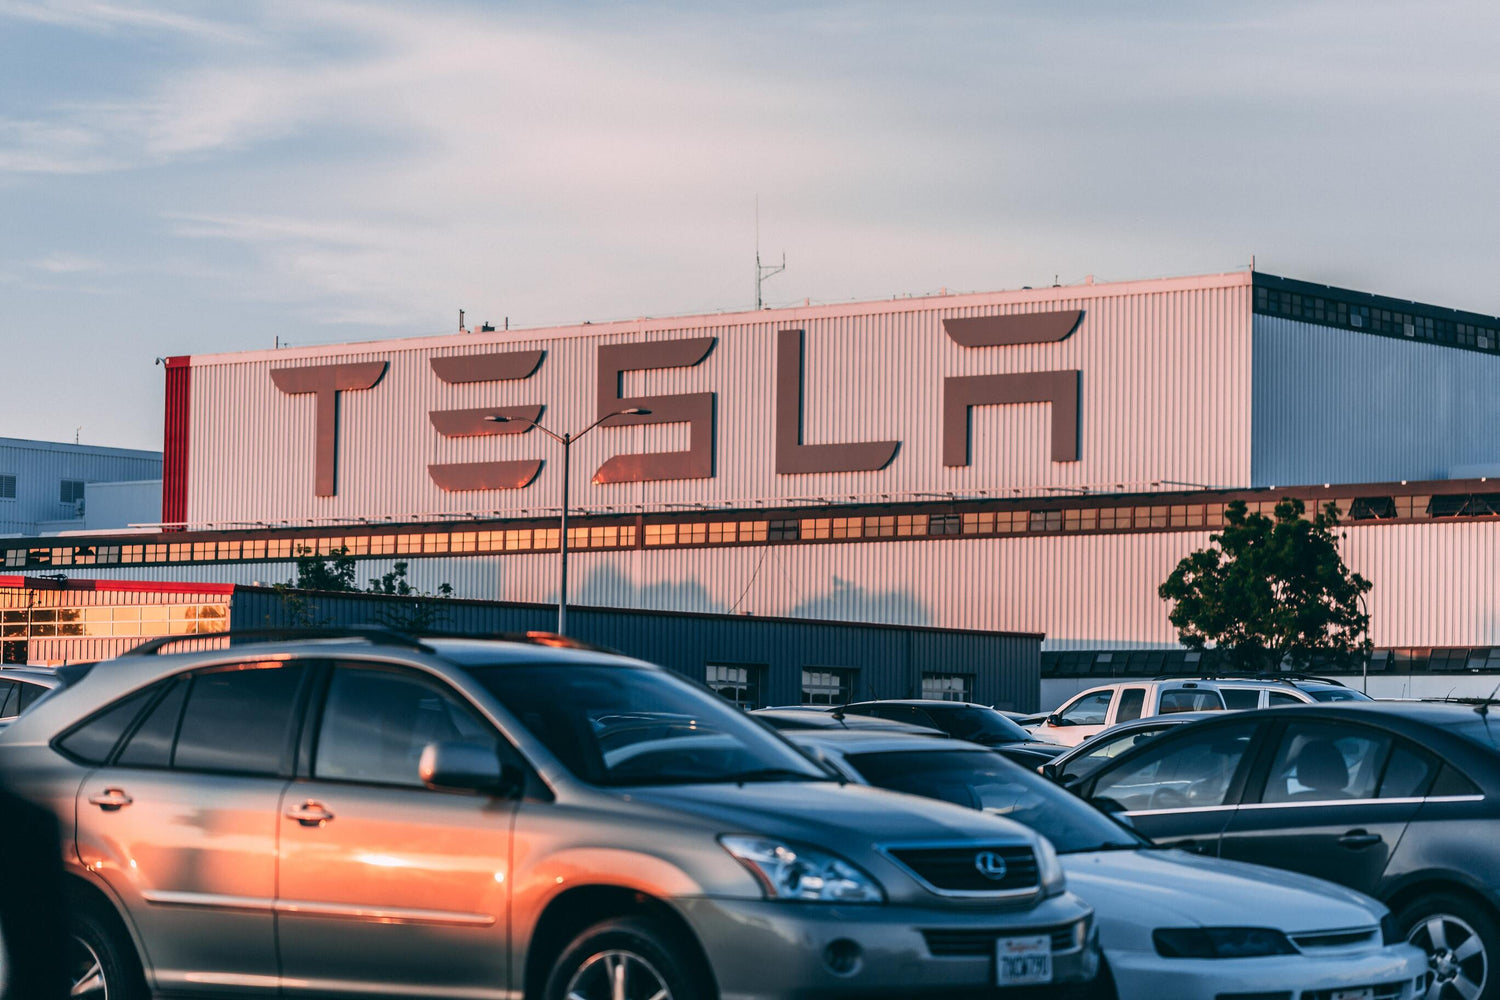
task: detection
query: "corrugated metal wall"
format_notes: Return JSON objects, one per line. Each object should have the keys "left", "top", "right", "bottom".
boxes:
{"left": 229, "top": 588, "right": 1042, "bottom": 711}
{"left": 183, "top": 273, "right": 1254, "bottom": 525}
{"left": 66, "top": 516, "right": 1500, "bottom": 651}
{"left": 1252, "top": 315, "right": 1500, "bottom": 486}
{"left": 0, "top": 440, "right": 161, "bottom": 534}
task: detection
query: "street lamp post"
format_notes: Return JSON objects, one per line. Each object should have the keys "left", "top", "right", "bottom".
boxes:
{"left": 485, "top": 408, "right": 649, "bottom": 635}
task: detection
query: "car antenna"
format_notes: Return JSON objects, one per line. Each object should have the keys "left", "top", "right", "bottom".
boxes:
{"left": 1475, "top": 678, "right": 1500, "bottom": 717}
{"left": 831, "top": 680, "right": 872, "bottom": 724}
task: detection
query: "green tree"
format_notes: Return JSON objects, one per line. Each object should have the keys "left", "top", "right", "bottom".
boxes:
{"left": 273, "top": 547, "right": 455, "bottom": 632}
{"left": 1158, "top": 498, "right": 1372, "bottom": 673}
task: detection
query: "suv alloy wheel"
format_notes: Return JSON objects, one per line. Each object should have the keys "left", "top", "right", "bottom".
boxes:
{"left": 545, "top": 916, "right": 713, "bottom": 1000}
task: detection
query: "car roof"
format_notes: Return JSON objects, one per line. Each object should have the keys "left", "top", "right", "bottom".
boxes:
{"left": 783, "top": 728, "right": 990, "bottom": 755}
{"left": 750, "top": 709, "right": 943, "bottom": 734}
{"left": 846, "top": 699, "right": 992, "bottom": 709}
{"left": 0, "top": 667, "right": 64, "bottom": 687}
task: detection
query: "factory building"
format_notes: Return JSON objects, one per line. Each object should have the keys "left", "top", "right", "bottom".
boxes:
{"left": 0, "top": 438, "right": 161, "bottom": 536}
{"left": 6, "top": 269, "right": 1500, "bottom": 705}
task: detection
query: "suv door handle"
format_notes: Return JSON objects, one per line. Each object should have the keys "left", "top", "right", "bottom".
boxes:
{"left": 285, "top": 801, "right": 335, "bottom": 827}
{"left": 1338, "top": 829, "right": 1383, "bottom": 849}
{"left": 87, "top": 788, "right": 133, "bottom": 811}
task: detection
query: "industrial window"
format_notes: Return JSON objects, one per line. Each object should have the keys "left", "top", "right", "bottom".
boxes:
{"left": 59, "top": 480, "right": 85, "bottom": 504}
{"left": 768, "top": 519, "right": 799, "bottom": 541}
{"left": 928, "top": 513, "right": 960, "bottom": 535}
{"left": 801, "top": 667, "right": 855, "bottom": 706}
{"left": 706, "top": 663, "right": 765, "bottom": 709}
{"left": 920, "top": 673, "right": 972, "bottom": 702}
{"left": 0, "top": 475, "right": 15, "bottom": 500}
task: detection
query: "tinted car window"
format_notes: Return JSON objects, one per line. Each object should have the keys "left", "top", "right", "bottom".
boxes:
{"left": 316, "top": 667, "right": 497, "bottom": 788}
{"left": 927, "top": 706, "right": 1031, "bottom": 743}
{"left": 848, "top": 749, "right": 1143, "bottom": 854}
{"left": 174, "top": 662, "right": 306, "bottom": 776}
{"left": 1159, "top": 689, "right": 1223, "bottom": 713}
{"left": 1267, "top": 691, "right": 1303, "bottom": 707}
{"left": 1430, "top": 764, "right": 1481, "bottom": 798}
{"left": 1058, "top": 691, "right": 1112, "bottom": 726}
{"left": 16, "top": 682, "right": 44, "bottom": 713}
{"left": 1303, "top": 687, "right": 1370, "bottom": 702}
{"left": 0, "top": 681, "right": 18, "bottom": 719}
{"left": 472, "top": 664, "right": 828, "bottom": 786}
{"left": 1091, "top": 722, "right": 1256, "bottom": 812}
{"left": 1059, "top": 725, "right": 1175, "bottom": 783}
{"left": 1220, "top": 689, "right": 1261, "bottom": 711}
{"left": 1115, "top": 688, "right": 1146, "bottom": 723}
{"left": 1261, "top": 722, "right": 1389, "bottom": 803}
{"left": 1377, "top": 742, "right": 1438, "bottom": 799}
{"left": 116, "top": 678, "right": 189, "bottom": 769}
{"left": 56, "top": 687, "right": 157, "bottom": 764}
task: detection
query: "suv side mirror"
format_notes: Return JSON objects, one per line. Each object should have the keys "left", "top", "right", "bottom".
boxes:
{"left": 419, "top": 742, "right": 522, "bottom": 797}
{"left": 1046, "top": 713, "right": 1063, "bottom": 726}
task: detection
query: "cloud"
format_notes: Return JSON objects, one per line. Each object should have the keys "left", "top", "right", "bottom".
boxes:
{"left": 32, "top": 252, "right": 101, "bottom": 272}
{"left": 0, "top": 0, "right": 253, "bottom": 43}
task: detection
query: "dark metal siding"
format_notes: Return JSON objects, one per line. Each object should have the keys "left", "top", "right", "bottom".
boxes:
{"left": 229, "top": 589, "right": 1042, "bottom": 711}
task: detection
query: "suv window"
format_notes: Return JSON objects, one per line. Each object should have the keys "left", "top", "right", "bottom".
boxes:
{"left": 1057, "top": 691, "right": 1112, "bottom": 726}
{"left": 315, "top": 666, "right": 498, "bottom": 788}
{"left": 0, "top": 680, "right": 19, "bottom": 719}
{"left": 116, "top": 678, "right": 189, "bottom": 768}
{"left": 1091, "top": 722, "right": 1256, "bottom": 812}
{"left": 173, "top": 662, "right": 306, "bottom": 776}
{"left": 56, "top": 687, "right": 157, "bottom": 764}
{"left": 16, "top": 681, "right": 44, "bottom": 714}
{"left": 1220, "top": 688, "right": 1261, "bottom": 711}
{"left": 1158, "top": 689, "right": 1223, "bottom": 713}
{"left": 1115, "top": 688, "right": 1146, "bottom": 723}
{"left": 1260, "top": 722, "right": 1389, "bottom": 803}
{"left": 1267, "top": 690, "right": 1303, "bottom": 707}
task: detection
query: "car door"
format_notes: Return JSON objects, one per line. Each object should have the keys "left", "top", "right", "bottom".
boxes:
{"left": 276, "top": 661, "right": 520, "bottom": 998}
{"left": 1039, "top": 689, "right": 1115, "bottom": 747}
{"left": 1217, "top": 719, "right": 1424, "bottom": 896}
{"left": 1080, "top": 719, "right": 1263, "bottom": 855}
{"left": 73, "top": 660, "right": 310, "bottom": 995}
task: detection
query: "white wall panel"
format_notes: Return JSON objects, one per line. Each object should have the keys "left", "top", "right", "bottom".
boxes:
{"left": 183, "top": 273, "right": 1254, "bottom": 525}
{"left": 69, "top": 519, "right": 1500, "bottom": 653}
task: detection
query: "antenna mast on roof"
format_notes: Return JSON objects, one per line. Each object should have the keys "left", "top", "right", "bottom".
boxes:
{"left": 755, "top": 195, "right": 786, "bottom": 310}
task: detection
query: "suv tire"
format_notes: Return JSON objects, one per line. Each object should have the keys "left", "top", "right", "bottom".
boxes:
{"left": 1397, "top": 891, "right": 1499, "bottom": 1000}
{"left": 544, "top": 915, "right": 713, "bottom": 1000}
{"left": 68, "top": 902, "right": 149, "bottom": 1000}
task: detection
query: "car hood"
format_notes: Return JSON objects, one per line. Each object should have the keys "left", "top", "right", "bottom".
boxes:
{"left": 624, "top": 780, "right": 1040, "bottom": 847}
{"left": 1000, "top": 740, "right": 1066, "bottom": 758}
{"left": 1061, "top": 849, "right": 1384, "bottom": 950}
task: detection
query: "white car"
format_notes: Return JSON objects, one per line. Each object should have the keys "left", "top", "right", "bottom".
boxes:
{"left": 1030, "top": 680, "right": 1226, "bottom": 747}
{"left": 786, "top": 728, "right": 1429, "bottom": 1000}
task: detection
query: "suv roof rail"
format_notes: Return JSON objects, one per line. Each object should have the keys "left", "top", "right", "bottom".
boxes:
{"left": 416, "top": 630, "right": 617, "bottom": 654}
{"left": 1151, "top": 670, "right": 1348, "bottom": 688}
{"left": 122, "top": 626, "right": 433, "bottom": 657}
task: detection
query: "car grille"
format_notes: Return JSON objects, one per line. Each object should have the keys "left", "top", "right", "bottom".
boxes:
{"left": 923, "top": 923, "right": 1081, "bottom": 957}
{"left": 888, "top": 845, "right": 1039, "bottom": 894}
{"left": 1290, "top": 927, "right": 1379, "bottom": 951}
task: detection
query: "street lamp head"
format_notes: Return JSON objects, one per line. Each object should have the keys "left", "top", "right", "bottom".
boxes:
{"left": 622, "top": 407, "right": 651, "bottom": 416}
{"left": 483, "top": 414, "right": 511, "bottom": 423}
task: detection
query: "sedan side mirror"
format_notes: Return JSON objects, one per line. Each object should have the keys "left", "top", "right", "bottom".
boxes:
{"left": 1039, "top": 761, "right": 1062, "bottom": 782}
{"left": 419, "top": 742, "right": 523, "bottom": 797}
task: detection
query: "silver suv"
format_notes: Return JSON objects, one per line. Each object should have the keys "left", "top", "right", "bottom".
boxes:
{"left": 0, "top": 630, "right": 1099, "bottom": 999}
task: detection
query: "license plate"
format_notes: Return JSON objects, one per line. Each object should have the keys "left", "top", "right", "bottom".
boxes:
{"left": 995, "top": 934, "right": 1052, "bottom": 986}
{"left": 1330, "top": 991, "right": 1374, "bottom": 1000}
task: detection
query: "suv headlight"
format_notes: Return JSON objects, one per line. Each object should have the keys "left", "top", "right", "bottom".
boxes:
{"left": 1035, "top": 836, "right": 1066, "bottom": 896}
{"left": 1153, "top": 927, "right": 1296, "bottom": 959}
{"left": 719, "top": 836, "right": 885, "bottom": 903}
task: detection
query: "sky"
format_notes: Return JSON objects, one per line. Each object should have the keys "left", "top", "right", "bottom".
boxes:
{"left": 3, "top": 0, "right": 1500, "bottom": 451}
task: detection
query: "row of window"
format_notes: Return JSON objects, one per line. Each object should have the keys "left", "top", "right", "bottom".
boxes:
{"left": 7, "top": 491, "right": 1495, "bottom": 571}
{"left": 1042, "top": 646, "right": 1500, "bottom": 678}
{"left": 704, "top": 663, "right": 973, "bottom": 709}
{"left": 1255, "top": 281, "right": 1500, "bottom": 354}
{"left": 0, "top": 604, "right": 228, "bottom": 642}
{"left": 0, "top": 477, "right": 85, "bottom": 503}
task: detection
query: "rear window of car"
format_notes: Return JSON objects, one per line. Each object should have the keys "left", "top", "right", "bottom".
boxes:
{"left": 55, "top": 687, "right": 157, "bottom": 764}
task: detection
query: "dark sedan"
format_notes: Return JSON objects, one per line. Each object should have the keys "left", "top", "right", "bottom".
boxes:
{"left": 1070, "top": 701, "right": 1500, "bottom": 1000}
{"left": 834, "top": 699, "right": 1067, "bottom": 768}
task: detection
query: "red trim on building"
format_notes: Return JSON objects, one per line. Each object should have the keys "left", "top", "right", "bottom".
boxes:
{"left": 0, "top": 577, "right": 235, "bottom": 596}
{"left": 162, "top": 356, "right": 192, "bottom": 528}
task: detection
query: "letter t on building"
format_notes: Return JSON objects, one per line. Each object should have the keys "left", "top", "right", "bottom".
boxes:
{"left": 270, "top": 362, "right": 388, "bottom": 497}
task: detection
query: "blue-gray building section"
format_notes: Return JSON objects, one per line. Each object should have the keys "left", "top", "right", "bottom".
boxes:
{"left": 0, "top": 438, "right": 162, "bottom": 535}
{"left": 229, "top": 587, "right": 1043, "bottom": 711}
{"left": 1250, "top": 274, "right": 1500, "bottom": 489}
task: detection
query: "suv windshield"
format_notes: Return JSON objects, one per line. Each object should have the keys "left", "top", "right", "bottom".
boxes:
{"left": 470, "top": 664, "right": 830, "bottom": 787}
{"left": 1302, "top": 687, "right": 1370, "bottom": 702}
{"left": 846, "top": 749, "right": 1144, "bottom": 854}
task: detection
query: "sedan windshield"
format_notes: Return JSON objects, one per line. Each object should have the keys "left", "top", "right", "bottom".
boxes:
{"left": 932, "top": 707, "right": 1032, "bottom": 744}
{"left": 470, "top": 664, "right": 830, "bottom": 787}
{"left": 846, "top": 749, "right": 1145, "bottom": 854}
